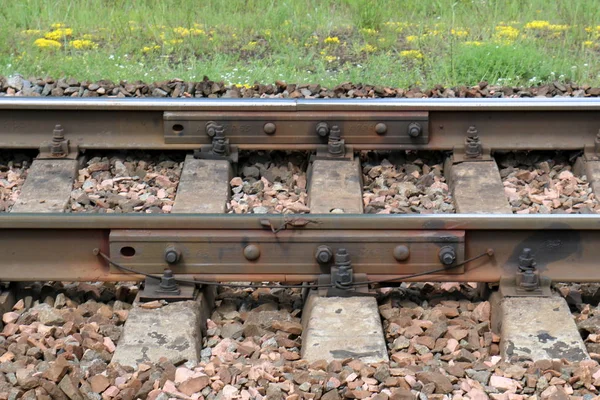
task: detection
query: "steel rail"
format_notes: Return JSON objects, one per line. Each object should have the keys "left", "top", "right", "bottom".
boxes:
{"left": 1, "top": 97, "right": 599, "bottom": 151}
{"left": 1, "top": 97, "right": 600, "bottom": 110}
{"left": 0, "top": 213, "right": 600, "bottom": 230}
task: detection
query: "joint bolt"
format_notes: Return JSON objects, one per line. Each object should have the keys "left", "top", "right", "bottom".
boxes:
{"left": 439, "top": 246, "right": 456, "bottom": 266}
{"left": 408, "top": 122, "right": 422, "bottom": 138}
{"left": 243, "top": 244, "right": 261, "bottom": 261}
{"left": 164, "top": 246, "right": 181, "bottom": 264}
{"left": 393, "top": 245, "right": 410, "bottom": 261}
{"left": 315, "top": 245, "right": 333, "bottom": 264}
{"left": 316, "top": 122, "right": 330, "bottom": 137}
{"left": 375, "top": 123, "right": 387, "bottom": 135}
{"left": 263, "top": 122, "right": 276, "bottom": 135}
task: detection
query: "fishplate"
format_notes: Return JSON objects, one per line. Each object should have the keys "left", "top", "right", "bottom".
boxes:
{"left": 163, "top": 111, "right": 429, "bottom": 146}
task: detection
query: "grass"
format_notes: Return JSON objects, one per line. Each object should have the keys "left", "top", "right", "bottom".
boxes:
{"left": 0, "top": 0, "right": 600, "bottom": 88}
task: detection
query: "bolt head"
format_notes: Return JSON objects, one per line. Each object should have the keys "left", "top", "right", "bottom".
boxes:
{"left": 375, "top": 123, "right": 387, "bottom": 135}
{"left": 263, "top": 123, "right": 276, "bottom": 134}
{"left": 393, "top": 245, "right": 410, "bottom": 261}
{"left": 243, "top": 244, "right": 261, "bottom": 261}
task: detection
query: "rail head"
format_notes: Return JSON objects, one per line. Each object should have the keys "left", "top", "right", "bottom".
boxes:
{"left": 1, "top": 97, "right": 600, "bottom": 111}
{"left": 1, "top": 213, "right": 599, "bottom": 230}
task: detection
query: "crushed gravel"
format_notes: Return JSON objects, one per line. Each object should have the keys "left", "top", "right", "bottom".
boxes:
{"left": 2, "top": 74, "right": 600, "bottom": 99}
{"left": 68, "top": 152, "right": 184, "bottom": 213}
{"left": 3, "top": 282, "right": 600, "bottom": 398}
{"left": 498, "top": 151, "right": 600, "bottom": 214}
{"left": 362, "top": 152, "right": 454, "bottom": 214}
{"left": 0, "top": 153, "right": 31, "bottom": 212}
{"left": 228, "top": 151, "right": 309, "bottom": 214}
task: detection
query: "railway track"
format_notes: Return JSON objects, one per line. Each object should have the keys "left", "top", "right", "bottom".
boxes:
{"left": 2, "top": 97, "right": 600, "bottom": 399}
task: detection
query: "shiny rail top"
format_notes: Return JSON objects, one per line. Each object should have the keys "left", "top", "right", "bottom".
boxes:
{"left": 1, "top": 97, "right": 600, "bottom": 111}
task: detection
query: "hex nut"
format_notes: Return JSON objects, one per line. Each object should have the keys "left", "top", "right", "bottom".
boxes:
{"left": 315, "top": 245, "right": 333, "bottom": 264}
{"left": 244, "top": 244, "right": 261, "bottom": 261}
{"left": 408, "top": 122, "right": 422, "bottom": 138}
{"left": 164, "top": 246, "right": 181, "bottom": 264}
{"left": 438, "top": 246, "right": 456, "bottom": 266}
{"left": 316, "top": 122, "right": 330, "bottom": 137}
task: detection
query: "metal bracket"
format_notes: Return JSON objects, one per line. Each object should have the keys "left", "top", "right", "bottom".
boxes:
{"left": 38, "top": 124, "right": 79, "bottom": 160}
{"left": 583, "top": 129, "right": 600, "bottom": 161}
{"left": 452, "top": 125, "right": 491, "bottom": 164}
{"left": 139, "top": 269, "right": 197, "bottom": 302}
{"left": 498, "top": 248, "right": 552, "bottom": 297}
{"left": 314, "top": 123, "right": 354, "bottom": 160}
{"left": 193, "top": 121, "right": 239, "bottom": 163}
{"left": 316, "top": 248, "right": 371, "bottom": 297}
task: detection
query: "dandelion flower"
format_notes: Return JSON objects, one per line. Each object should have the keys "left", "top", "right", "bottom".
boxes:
{"left": 70, "top": 39, "right": 98, "bottom": 50}
{"left": 45, "top": 28, "right": 73, "bottom": 41}
{"left": 400, "top": 49, "right": 423, "bottom": 59}
{"left": 34, "top": 38, "right": 61, "bottom": 49}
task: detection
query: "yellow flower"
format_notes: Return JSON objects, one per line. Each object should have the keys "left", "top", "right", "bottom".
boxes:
{"left": 173, "top": 27, "right": 191, "bottom": 37}
{"left": 324, "top": 55, "right": 337, "bottom": 63}
{"left": 168, "top": 39, "right": 183, "bottom": 45}
{"left": 21, "top": 29, "right": 42, "bottom": 35}
{"left": 70, "top": 39, "right": 98, "bottom": 50}
{"left": 406, "top": 35, "right": 418, "bottom": 42}
{"left": 524, "top": 20, "right": 550, "bottom": 30}
{"left": 45, "top": 28, "right": 73, "bottom": 41}
{"left": 548, "top": 24, "right": 569, "bottom": 31}
{"left": 493, "top": 25, "right": 519, "bottom": 41}
{"left": 51, "top": 23, "right": 66, "bottom": 29}
{"left": 243, "top": 41, "right": 258, "bottom": 51}
{"left": 34, "top": 38, "right": 61, "bottom": 49}
{"left": 142, "top": 45, "right": 161, "bottom": 53}
{"left": 359, "top": 28, "right": 378, "bottom": 35}
{"left": 584, "top": 40, "right": 595, "bottom": 47}
{"left": 324, "top": 36, "right": 340, "bottom": 44}
{"left": 360, "top": 44, "right": 377, "bottom": 53}
{"left": 400, "top": 49, "right": 423, "bottom": 59}
{"left": 451, "top": 29, "right": 468, "bottom": 37}
{"left": 464, "top": 41, "right": 483, "bottom": 46}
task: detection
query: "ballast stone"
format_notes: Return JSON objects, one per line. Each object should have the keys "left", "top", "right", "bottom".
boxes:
{"left": 495, "top": 295, "right": 589, "bottom": 362}
{"left": 302, "top": 295, "right": 388, "bottom": 363}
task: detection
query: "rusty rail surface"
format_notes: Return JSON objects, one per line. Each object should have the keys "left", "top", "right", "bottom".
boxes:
{"left": 0, "top": 98, "right": 599, "bottom": 150}
{"left": 1, "top": 98, "right": 600, "bottom": 287}
{"left": 0, "top": 214, "right": 597, "bottom": 283}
